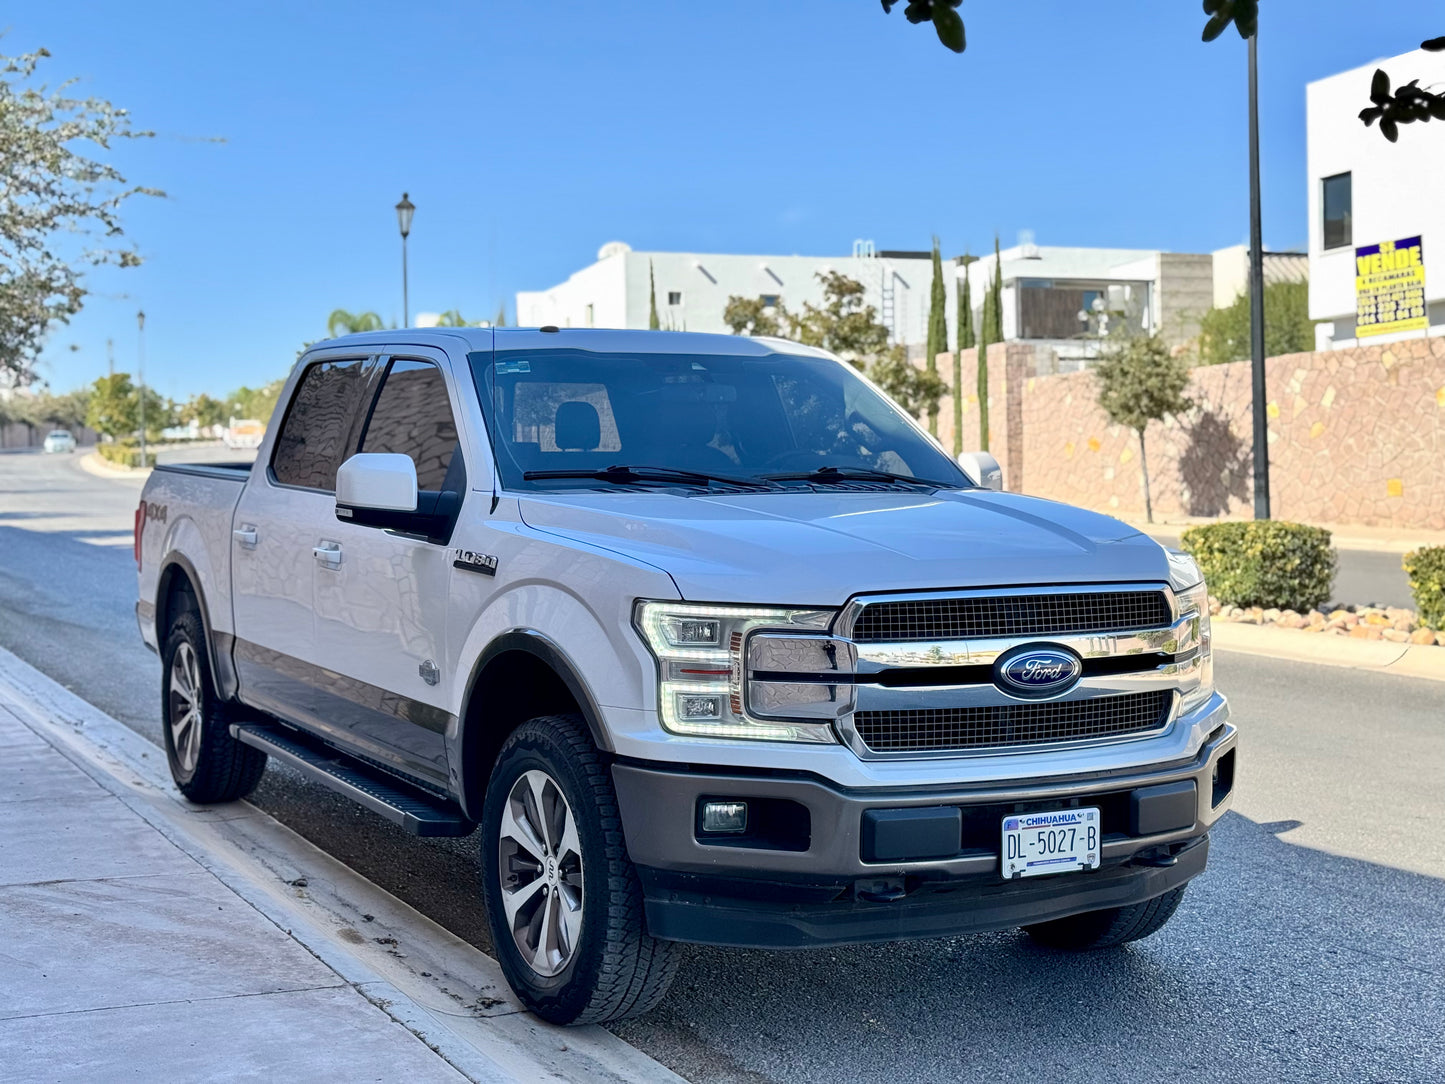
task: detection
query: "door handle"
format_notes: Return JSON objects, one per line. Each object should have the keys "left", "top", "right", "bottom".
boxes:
{"left": 233, "top": 525, "right": 258, "bottom": 549}
{"left": 312, "top": 541, "right": 343, "bottom": 570}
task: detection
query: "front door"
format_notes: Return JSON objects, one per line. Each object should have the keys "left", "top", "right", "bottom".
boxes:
{"left": 311, "top": 353, "right": 466, "bottom": 786}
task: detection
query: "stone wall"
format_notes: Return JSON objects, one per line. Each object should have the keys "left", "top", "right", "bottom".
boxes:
{"left": 924, "top": 335, "right": 1445, "bottom": 530}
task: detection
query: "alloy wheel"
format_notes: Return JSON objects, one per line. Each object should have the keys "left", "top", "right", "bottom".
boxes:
{"left": 497, "top": 768, "right": 584, "bottom": 977}
{"left": 168, "top": 641, "right": 203, "bottom": 774}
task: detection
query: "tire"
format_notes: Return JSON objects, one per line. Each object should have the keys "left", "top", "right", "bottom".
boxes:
{"left": 161, "top": 608, "right": 267, "bottom": 803}
{"left": 480, "top": 714, "right": 677, "bottom": 1025}
{"left": 1022, "top": 885, "right": 1187, "bottom": 950}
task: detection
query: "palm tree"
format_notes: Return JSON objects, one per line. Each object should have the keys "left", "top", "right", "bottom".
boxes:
{"left": 327, "top": 309, "right": 385, "bottom": 338}
{"left": 434, "top": 309, "right": 472, "bottom": 327}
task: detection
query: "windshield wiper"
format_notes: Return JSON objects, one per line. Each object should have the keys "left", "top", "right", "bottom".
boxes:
{"left": 760, "top": 465, "right": 960, "bottom": 488}
{"left": 523, "top": 464, "right": 777, "bottom": 490}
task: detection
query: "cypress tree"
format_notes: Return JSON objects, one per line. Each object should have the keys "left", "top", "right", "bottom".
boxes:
{"left": 977, "top": 252, "right": 993, "bottom": 451}
{"left": 493, "top": 303, "right": 507, "bottom": 328}
{"left": 925, "top": 237, "right": 947, "bottom": 436}
{"left": 954, "top": 256, "right": 973, "bottom": 455}
{"left": 648, "top": 260, "right": 661, "bottom": 330}
{"left": 989, "top": 234, "right": 1004, "bottom": 341}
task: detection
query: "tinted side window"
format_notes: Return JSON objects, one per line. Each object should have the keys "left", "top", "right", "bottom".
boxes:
{"left": 360, "top": 359, "right": 459, "bottom": 491}
{"left": 271, "top": 359, "right": 368, "bottom": 490}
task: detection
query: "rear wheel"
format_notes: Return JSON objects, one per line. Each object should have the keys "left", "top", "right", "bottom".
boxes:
{"left": 1022, "top": 885, "right": 1187, "bottom": 950}
{"left": 480, "top": 714, "right": 677, "bottom": 1025}
{"left": 161, "top": 608, "right": 267, "bottom": 803}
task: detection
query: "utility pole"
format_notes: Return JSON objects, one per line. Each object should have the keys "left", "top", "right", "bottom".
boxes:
{"left": 107, "top": 338, "right": 114, "bottom": 379}
{"left": 137, "top": 311, "right": 147, "bottom": 468}
{"left": 1247, "top": 31, "right": 1270, "bottom": 519}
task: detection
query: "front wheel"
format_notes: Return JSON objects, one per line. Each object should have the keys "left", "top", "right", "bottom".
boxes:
{"left": 480, "top": 714, "right": 677, "bottom": 1025}
{"left": 1022, "top": 885, "right": 1188, "bottom": 950}
{"left": 161, "top": 608, "right": 267, "bottom": 803}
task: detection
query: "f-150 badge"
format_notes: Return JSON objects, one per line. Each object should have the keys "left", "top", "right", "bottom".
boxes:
{"left": 453, "top": 549, "right": 498, "bottom": 576}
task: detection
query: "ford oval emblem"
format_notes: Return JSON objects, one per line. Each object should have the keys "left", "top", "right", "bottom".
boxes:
{"left": 995, "top": 646, "right": 1083, "bottom": 698}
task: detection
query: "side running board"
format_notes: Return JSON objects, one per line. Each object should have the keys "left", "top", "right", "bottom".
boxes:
{"left": 230, "top": 721, "right": 475, "bottom": 837}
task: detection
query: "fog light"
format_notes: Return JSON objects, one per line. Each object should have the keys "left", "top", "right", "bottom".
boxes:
{"left": 678, "top": 693, "right": 722, "bottom": 721}
{"left": 701, "top": 801, "right": 748, "bottom": 834}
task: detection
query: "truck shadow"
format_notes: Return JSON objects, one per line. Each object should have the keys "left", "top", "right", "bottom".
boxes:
{"left": 611, "top": 810, "right": 1445, "bottom": 1083}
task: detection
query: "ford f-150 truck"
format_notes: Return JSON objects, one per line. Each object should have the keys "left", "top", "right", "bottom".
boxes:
{"left": 135, "top": 328, "right": 1235, "bottom": 1024}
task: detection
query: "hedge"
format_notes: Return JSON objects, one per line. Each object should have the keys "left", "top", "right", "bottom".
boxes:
{"left": 1180, "top": 521, "right": 1336, "bottom": 612}
{"left": 96, "top": 441, "right": 155, "bottom": 469}
{"left": 1403, "top": 546, "right": 1445, "bottom": 629}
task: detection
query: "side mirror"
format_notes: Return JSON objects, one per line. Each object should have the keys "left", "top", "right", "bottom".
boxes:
{"left": 957, "top": 451, "right": 1003, "bottom": 491}
{"left": 337, "top": 453, "right": 418, "bottom": 511}
{"left": 335, "top": 453, "right": 426, "bottom": 534}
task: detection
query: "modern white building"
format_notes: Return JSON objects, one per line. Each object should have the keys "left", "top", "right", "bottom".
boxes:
{"left": 516, "top": 242, "right": 938, "bottom": 346}
{"left": 1307, "top": 46, "right": 1445, "bottom": 349}
{"left": 520, "top": 239, "right": 1296, "bottom": 370}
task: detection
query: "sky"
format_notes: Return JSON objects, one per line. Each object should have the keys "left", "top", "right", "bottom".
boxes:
{"left": 11, "top": 1, "right": 1431, "bottom": 400}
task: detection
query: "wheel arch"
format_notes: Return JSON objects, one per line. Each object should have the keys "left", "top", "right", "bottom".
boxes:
{"left": 455, "top": 630, "right": 613, "bottom": 821}
{"left": 155, "top": 554, "right": 238, "bottom": 700}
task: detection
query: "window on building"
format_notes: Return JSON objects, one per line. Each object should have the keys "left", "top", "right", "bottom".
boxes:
{"left": 760, "top": 294, "right": 780, "bottom": 309}
{"left": 667, "top": 291, "right": 682, "bottom": 306}
{"left": 1322, "top": 172, "right": 1352, "bottom": 250}
{"left": 359, "top": 359, "right": 460, "bottom": 492}
{"left": 271, "top": 359, "right": 368, "bottom": 491}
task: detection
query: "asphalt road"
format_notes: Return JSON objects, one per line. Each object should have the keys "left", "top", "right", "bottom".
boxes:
{"left": 1, "top": 449, "right": 1441, "bottom": 1083}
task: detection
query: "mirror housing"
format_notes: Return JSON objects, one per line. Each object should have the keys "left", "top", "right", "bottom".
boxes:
{"left": 335, "top": 452, "right": 429, "bottom": 534}
{"left": 957, "top": 451, "right": 1003, "bottom": 491}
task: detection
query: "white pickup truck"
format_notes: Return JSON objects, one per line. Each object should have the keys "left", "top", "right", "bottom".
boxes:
{"left": 135, "top": 328, "right": 1235, "bottom": 1024}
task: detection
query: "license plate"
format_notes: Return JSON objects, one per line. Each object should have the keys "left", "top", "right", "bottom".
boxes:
{"left": 1001, "top": 807, "right": 1101, "bottom": 879}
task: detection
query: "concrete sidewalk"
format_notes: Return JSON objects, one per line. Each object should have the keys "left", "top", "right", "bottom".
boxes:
{"left": 0, "top": 647, "right": 683, "bottom": 1083}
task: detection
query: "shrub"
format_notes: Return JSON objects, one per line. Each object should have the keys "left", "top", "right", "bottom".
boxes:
{"left": 1403, "top": 546, "right": 1445, "bottom": 629}
{"left": 1181, "top": 521, "right": 1336, "bottom": 611}
{"left": 96, "top": 441, "right": 154, "bottom": 469}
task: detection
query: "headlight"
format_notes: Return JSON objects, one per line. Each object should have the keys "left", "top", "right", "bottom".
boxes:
{"left": 634, "top": 601, "right": 848, "bottom": 742}
{"left": 1167, "top": 551, "right": 1214, "bottom": 715}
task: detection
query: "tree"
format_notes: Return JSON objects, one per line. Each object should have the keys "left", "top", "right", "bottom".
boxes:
{"left": 0, "top": 48, "right": 160, "bottom": 384}
{"left": 924, "top": 237, "right": 947, "bottom": 436}
{"left": 881, "top": 2, "right": 1442, "bottom": 143}
{"left": 988, "top": 235, "right": 1004, "bottom": 342}
{"left": 723, "top": 295, "right": 791, "bottom": 337}
{"left": 434, "top": 309, "right": 476, "bottom": 327}
{"left": 184, "top": 392, "right": 228, "bottom": 428}
{"left": 326, "top": 309, "right": 384, "bottom": 337}
{"left": 1095, "top": 334, "right": 1194, "bottom": 524}
{"left": 1197, "top": 280, "right": 1314, "bottom": 365}
{"left": 493, "top": 304, "right": 508, "bottom": 328}
{"left": 86, "top": 373, "right": 137, "bottom": 438}
{"left": 953, "top": 258, "right": 973, "bottom": 455}
{"left": 870, "top": 344, "right": 947, "bottom": 422}
{"left": 228, "top": 379, "right": 285, "bottom": 425}
{"left": 648, "top": 261, "right": 660, "bottom": 330}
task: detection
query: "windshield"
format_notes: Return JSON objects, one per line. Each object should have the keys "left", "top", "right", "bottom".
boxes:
{"left": 469, "top": 347, "right": 968, "bottom": 492}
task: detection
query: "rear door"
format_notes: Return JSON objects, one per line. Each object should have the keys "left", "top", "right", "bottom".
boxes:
{"left": 231, "top": 354, "right": 376, "bottom": 735}
{"left": 310, "top": 350, "right": 467, "bottom": 785}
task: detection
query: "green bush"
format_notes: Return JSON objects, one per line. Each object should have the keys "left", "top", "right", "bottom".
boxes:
{"left": 96, "top": 441, "right": 155, "bottom": 469}
{"left": 1403, "top": 546, "right": 1445, "bottom": 629}
{"left": 1181, "top": 521, "right": 1336, "bottom": 611}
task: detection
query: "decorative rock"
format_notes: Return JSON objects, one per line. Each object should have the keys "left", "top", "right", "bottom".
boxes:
{"left": 1382, "top": 629, "right": 1410, "bottom": 642}
{"left": 1385, "top": 607, "right": 1415, "bottom": 623}
{"left": 1262, "top": 608, "right": 1282, "bottom": 623}
{"left": 1328, "top": 609, "right": 1351, "bottom": 621}
{"left": 1349, "top": 625, "right": 1383, "bottom": 641}
{"left": 1364, "top": 613, "right": 1391, "bottom": 627}
{"left": 1229, "top": 607, "right": 1245, "bottom": 619}
{"left": 1327, "top": 627, "right": 1347, "bottom": 636}
{"left": 1276, "top": 613, "right": 1307, "bottom": 629}
{"left": 1209, "top": 599, "right": 1222, "bottom": 616}
{"left": 1307, "top": 610, "right": 1327, "bottom": 626}
{"left": 1343, "top": 613, "right": 1361, "bottom": 626}
{"left": 1392, "top": 618, "right": 1414, "bottom": 632}
{"left": 1409, "top": 628, "right": 1438, "bottom": 645}
{"left": 1236, "top": 612, "right": 1260, "bottom": 625}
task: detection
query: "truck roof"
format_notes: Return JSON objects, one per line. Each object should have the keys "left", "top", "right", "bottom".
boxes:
{"left": 314, "top": 327, "right": 834, "bottom": 359}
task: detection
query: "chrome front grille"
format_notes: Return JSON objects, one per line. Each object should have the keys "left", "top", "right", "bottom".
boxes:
{"left": 849, "top": 590, "right": 1172, "bottom": 643}
{"left": 854, "top": 690, "right": 1174, "bottom": 753}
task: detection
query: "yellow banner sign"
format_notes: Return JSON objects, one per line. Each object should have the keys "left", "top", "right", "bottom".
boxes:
{"left": 1355, "top": 235, "right": 1426, "bottom": 339}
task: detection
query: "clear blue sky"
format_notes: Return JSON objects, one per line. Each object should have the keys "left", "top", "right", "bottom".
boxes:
{"left": 14, "top": 1, "right": 1430, "bottom": 400}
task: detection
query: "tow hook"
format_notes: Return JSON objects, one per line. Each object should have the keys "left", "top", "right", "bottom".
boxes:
{"left": 1132, "top": 846, "right": 1179, "bottom": 868}
{"left": 854, "top": 877, "right": 907, "bottom": 902}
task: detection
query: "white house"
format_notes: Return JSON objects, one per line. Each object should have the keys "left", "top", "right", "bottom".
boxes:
{"left": 1307, "top": 46, "right": 1445, "bottom": 349}
{"left": 516, "top": 242, "right": 938, "bottom": 346}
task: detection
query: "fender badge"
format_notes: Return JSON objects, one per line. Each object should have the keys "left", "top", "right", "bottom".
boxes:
{"left": 453, "top": 549, "right": 498, "bottom": 576}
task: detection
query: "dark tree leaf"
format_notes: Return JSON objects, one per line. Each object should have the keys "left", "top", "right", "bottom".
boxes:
{"left": 1201, "top": 12, "right": 1231, "bottom": 42}
{"left": 1358, "top": 106, "right": 1381, "bottom": 127}
{"left": 902, "top": 1, "right": 931, "bottom": 25}
{"left": 933, "top": 6, "right": 965, "bottom": 52}
{"left": 1201, "top": 0, "right": 1226, "bottom": 14}
{"left": 1380, "top": 117, "right": 1399, "bottom": 142}
{"left": 1421, "top": 36, "right": 1445, "bottom": 51}
{"left": 1233, "top": 0, "right": 1258, "bottom": 38}
{"left": 1370, "top": 68, "right": 1391, "bottom": 104}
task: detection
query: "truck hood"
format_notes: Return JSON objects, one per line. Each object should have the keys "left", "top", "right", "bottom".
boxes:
{"left": 517, "top": 489, "right": 1169, "bottom": 605}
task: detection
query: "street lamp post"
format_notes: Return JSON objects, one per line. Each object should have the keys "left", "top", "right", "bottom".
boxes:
{"left": 137, "top": 310, "right": 147, "bottom": 469}
{"left": 395, "top": 192, "right": 415, "bottom": 327}
{"left": 1247, "top": 32, "right": 1270, "bottom": 520}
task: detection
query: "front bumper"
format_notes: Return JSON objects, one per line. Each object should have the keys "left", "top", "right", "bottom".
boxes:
{"left": 611, "top": 720, "right": 1236, "bottom": 948}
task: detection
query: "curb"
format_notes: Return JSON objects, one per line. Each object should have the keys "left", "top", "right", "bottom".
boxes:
{"left": 0, "top": 646, "right": 685, "bottom": 1084}
{"left": 1212, "top": 621, "right": 1445, "bottom": 682}
{"left": 79, "top": 449, "right": 152, "bottom": 481}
